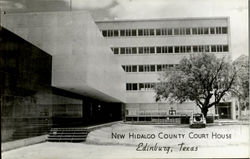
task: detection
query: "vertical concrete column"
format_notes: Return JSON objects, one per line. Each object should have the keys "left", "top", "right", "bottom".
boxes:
{"left": 231, "top": 98, "right": 236, "bottom": 120}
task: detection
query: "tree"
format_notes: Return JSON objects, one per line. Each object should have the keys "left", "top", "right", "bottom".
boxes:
{"left": 155, "top": 53, "right": 237, "bottom": 118}
{"left": 232, "top": 55, "right": 249, "bottom": 117}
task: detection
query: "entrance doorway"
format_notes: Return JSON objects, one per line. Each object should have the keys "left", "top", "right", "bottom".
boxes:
{"left": 215, "top": 102, "right": 231, "bottom": 119}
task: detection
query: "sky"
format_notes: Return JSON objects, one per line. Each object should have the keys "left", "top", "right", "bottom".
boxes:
{"left": 0, "top": 0, "right": 248, "bottom": 60}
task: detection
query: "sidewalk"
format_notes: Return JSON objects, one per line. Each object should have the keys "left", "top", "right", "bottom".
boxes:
{"left": 213, "top": 119, "right": 249, "bottom": 125}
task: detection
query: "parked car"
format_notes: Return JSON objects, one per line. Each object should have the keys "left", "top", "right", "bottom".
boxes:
{"left": 189, "top": 113, "right": 206, "bottom": 128}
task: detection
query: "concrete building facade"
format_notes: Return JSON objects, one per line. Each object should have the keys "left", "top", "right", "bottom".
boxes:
{"left": 96, "top": 17, "right": 235, "bottom": 122}
{"left": 1, "top": 11, "right": 126, "bottom": 142}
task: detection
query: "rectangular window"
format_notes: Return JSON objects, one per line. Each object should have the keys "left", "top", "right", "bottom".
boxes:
{"left": 145, "top": 65, "right": 150, "bottom": 72}
{"left": 113, "top": 48, "right": 119, "bottom": 54}
{"left": 222, "top": 27, "right": 227, "bottom": 34}
{"left": 187, "top": 46, "right": 191, "bottom": 53}
{"left": 168, "top": 29, "right": 173, "bottom": 35}
{"left": 192, "top": 28, "right": 197, "bottom": 34}
{"left": 180, "top": 46, "right": 187, "bottom": 53}
{"left": 174, "top": 46, "right": 180, "bottom": 53}
{"left": 132, "top": 83, "right": 138, "bottom": 90}
{"left": 144, "top": 47, "right": 150, "bottom": 53}
{"left": 198, "top": 27, "right": 203, "bottom": 34}
{"left": 132, "top": 47, "right": 137, "bottom": 54}
{"left": 139, "top": 83, "right": 144, "bottom": 90}
{"left": 162, "top": 29, "right": 167, "bottom": 35}
{"left": 199, "top": 45, "right": 204, "bottom": 52}
{"left": 132, "top": 65, "right": 137, "bottom": 72}
{"left": 216, "top": 27, "right": 222, "bottom": 34}
{"left": 150, "top": 65, "right": 155, "bottom": 72}
{"left": 126, "top": 83, "right": 138, "bottom": 91}
{"left": 144, "top": 29, "right": 149, "bottom": 36}
{"left": 139, "top": 65, "right": 143, "bottom": 72}
{"left": 168, "top": 46, "right": 173, "bottom": 53}
{"left": 162, "top": 64, "right": 167, "bottom": 70}
{"left": 174, "top": 28, "right": 179, "bottom": 35}
{"left": 180, "top": 28, "right": 185, "bottom": 35}
{"left": 186, "top": 28, "right": 191, "bottom": 35}
{"left": 150, "top": 29, "right": 155, "bottom": 36}
{"left": 126, "top": 47, "right": 131, "bottom": 54}
{"left": 108, "top": 30, "right": 113, "bottom": 37}
{"left": 223, "top": 45, "right": 229, "bottom": 52}
{"left": 126, "top": 66, "right": 132, "bottom": 72}
{"left": 162, "top": 46, "right": 168, "bottom": 53}
{"left": 139, "top": 47, "right": 143, "bottom": 54}
{"left": 114, "top": 30, "right": 119, "bottom": 36}
{"left": 211, "top": 45, "right": 216, "bottom": 52}
{"left": 138, "top": 29, "right": 143, "bottom": 36}
{"left": 205, "top": 45, "right": 210, "bottom": 52}
{"left": 126, "top": 30, "right": 131, "bottom": 36}
{"left": 157, "top": 65, "right": 162, "bottom": 71}
{"left": 120, "top": 30, "right": 125, "bottom": 36}
{"left": 102, "top": 30, "right": 107, "bottom": 37}
{"left": 204, "top": 28, "right": 209, "bottom": 34}
{"left": 156, "top": 47, "right": 161, "bottom": 53}
{"left": 120, "top": 48, "right": 125, "bottom": 54}
{"left": 156, "top": 29, "right": 161, "bottom": 35}
{"left": 210, "top": 27, "right": 215, "bottom": 34}
{"left": 132, "top": 29, "right": 137, "bottom": 36}
{"left": 126, "top": 83, "right": 130, "bottom": 90}
{"left": 150, "top": 47, "right": 155, "bottom": 53}
{"left": 217, "top": 45, "right": 223, "bottom": 52}
{"left": 193, "top": 46, "right": 198, "bottom": 52}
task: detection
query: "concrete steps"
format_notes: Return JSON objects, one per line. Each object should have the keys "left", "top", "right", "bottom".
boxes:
{"left": 47, "top": 128, "right": 89, "bottom": 142}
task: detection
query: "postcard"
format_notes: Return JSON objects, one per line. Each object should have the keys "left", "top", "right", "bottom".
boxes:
{"left": 1, "top": 0, "right": 249, "bottom": 158}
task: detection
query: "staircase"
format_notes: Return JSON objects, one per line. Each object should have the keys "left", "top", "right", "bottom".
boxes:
{"left": 47, "top": 128, "right": 89, "bottom": 142}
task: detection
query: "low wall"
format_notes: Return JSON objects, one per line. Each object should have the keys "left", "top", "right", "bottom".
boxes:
{"left": 1, "top": 135, "right": 48, "bottom": 152}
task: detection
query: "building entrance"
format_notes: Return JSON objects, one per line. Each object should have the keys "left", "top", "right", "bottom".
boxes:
{"left": 215, "top": 102, "right": 231, "bottom": 119}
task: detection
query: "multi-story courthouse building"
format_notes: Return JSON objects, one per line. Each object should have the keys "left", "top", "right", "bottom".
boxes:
{"left": 1, "top": 11, "right": 236, "bottom": 141}
{"left": 96, "top": 17, "right": 236, "bottom": 123}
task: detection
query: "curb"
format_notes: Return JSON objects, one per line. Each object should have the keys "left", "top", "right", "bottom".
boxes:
{"left": 1, "top": 135, "right": 48, "bottom": 152}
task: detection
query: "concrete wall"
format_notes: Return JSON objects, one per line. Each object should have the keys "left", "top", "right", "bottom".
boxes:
{"left": 1, "top": 11, "right": 126, "bottom": 103}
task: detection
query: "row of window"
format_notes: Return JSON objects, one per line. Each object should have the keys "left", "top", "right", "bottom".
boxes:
{"left": 102, "top": 26, "right": 228, "bottom": 37}
{"left": 122, "top": 64, "right": 178, "bottom": 72}
{"left": 111, "top": 45, "right": 229, "bottom": 54}
{"left": 126, "top": 83, "right": 157, "bottom": 91}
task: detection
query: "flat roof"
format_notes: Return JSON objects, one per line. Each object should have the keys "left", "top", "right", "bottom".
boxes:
{"left": 95, "top": 17, "right": 229, "bottom": 23}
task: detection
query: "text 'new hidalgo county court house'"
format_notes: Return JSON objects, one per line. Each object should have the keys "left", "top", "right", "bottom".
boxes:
{"left": 1, "top": 11, "right": 236, "bottom": 141}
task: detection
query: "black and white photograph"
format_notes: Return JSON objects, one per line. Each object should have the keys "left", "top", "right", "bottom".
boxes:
{"left": 0, "top": 0, "right": 249, "bottom": 158}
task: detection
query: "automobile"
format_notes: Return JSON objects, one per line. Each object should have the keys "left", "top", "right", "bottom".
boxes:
{"left": 189, "top": 113, "right": 206, "bottom": 128}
